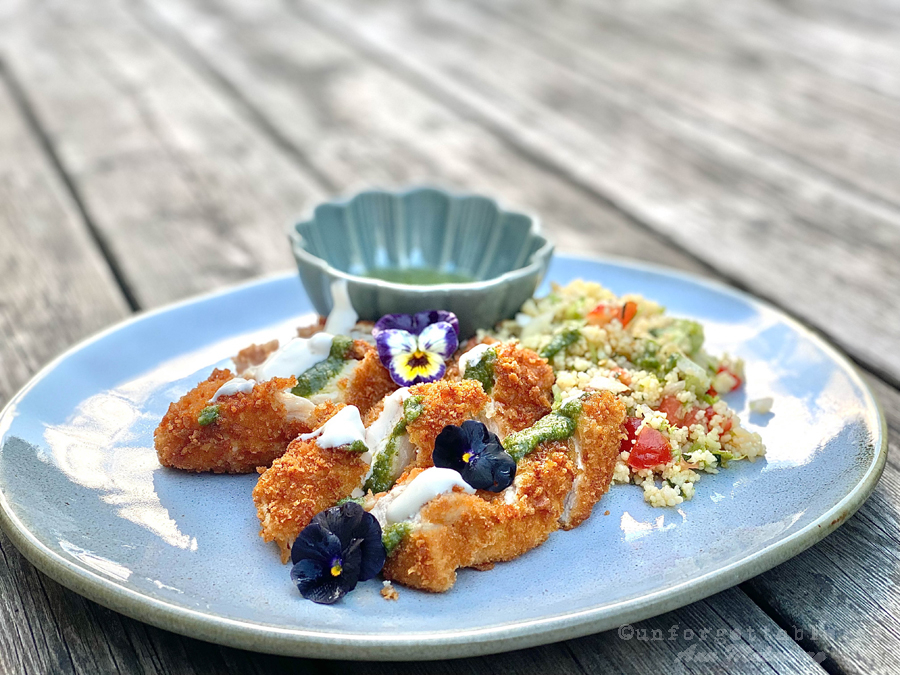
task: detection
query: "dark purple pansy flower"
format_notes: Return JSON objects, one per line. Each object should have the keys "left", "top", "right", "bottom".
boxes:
{"left": 432, "top": 420, "right": 516, "bottom": 492}
{"left": 290, "top": 502, "right": 385, "bottom": 604}
{"left": 373, "top": 311, "right": 459, "bottom": 387}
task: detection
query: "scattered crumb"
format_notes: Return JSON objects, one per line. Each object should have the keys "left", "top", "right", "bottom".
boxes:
{"left": 604, "top": 510, "right": 610, "bottom": 516}
{"left": 749, "top": 397, "right": 774, "bottom": 414}
{"left": 381, "top": 580, "right": 399, "bottom": 601}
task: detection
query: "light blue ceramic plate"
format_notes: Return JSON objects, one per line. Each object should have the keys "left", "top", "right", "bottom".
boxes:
{"left": 0, "top": 256, "right": 886, "bottom": 660}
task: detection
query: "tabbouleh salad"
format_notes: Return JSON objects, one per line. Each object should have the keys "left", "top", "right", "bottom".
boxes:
{"left": 486, "top": 279, "right": 766, "bottom": 507}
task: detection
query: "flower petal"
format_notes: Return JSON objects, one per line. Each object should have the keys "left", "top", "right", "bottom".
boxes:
{"left": 417, "top": 322, "right": 459, "bottom": 360}
{"left": 388, "top": 350, "right": 447, "bottom": 386}
{"left": 373, "top": 310, "right": 459, "bottom": 337}
{"left": 290, "top": 522, "right": 342, "bottom": 566}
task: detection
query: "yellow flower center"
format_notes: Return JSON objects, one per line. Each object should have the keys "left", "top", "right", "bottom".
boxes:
{"left": 330, "top": 561, "right": 343, "bottom": 577}
{"left": 462, "top": 452, "right": 472, "bottom": 464}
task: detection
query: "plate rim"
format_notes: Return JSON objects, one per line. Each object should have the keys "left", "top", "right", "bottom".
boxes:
{"left": 0, "top": 254, "right": 888, "bottom": 660}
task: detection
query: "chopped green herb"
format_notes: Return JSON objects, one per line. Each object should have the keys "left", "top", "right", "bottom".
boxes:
{"left": 462, "top": 347, "right": 497, "bottom": 394}
{"left": 382, "top": 521, "right": 412, "bottom": 556}
{"left": 197, "top": 405, "right": 220, "bottom": 426}
{"left": 539, "top": 326, "right": 581, "bottom": 360}
{"left": 291, "top": 335, "right": 354, "bottom": 397}
{"left": 336, "top": 495, "right": 366, "bottom": 507}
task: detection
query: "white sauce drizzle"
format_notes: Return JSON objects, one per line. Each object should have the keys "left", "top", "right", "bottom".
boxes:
{"left": 300, "top": 405, "right": 366, "bottom": 449}
{"left": 385, "top": 468, "right": 474, "bottom": 523}
{"left": 209, "top": 377, "right": 256, "bottom": 402}
{"left": 324, "top": 279, "right": 358, "bottom": 336}
{"left": 246, "top": 333, "right": 334, "bottom": 382}
{"left": 458, "top": 343, "right": 493, "bottom": 377}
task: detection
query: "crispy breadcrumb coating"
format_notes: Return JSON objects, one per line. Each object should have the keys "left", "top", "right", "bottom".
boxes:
{"left": 339, "top": 348, "right": 398, "bottom": 415}
{"left": 406, "top": 379, "right": 490, "bottom": 466}
{"left": 233, "top": 340, "right": 279, "bottom": 375}
{"left": 154, "top": 369, "right": 310, "bottom": 474}
{"left": 253, "top": 406, "right": 368, "bottom": 563}
{"left": 381, "top": 442, "right": 576, "bottom": 592}
{"left": 296, "top": 316, "right": 326, "bottom": 338}
{"left": 489, "top": 343, "right": 555, "bottom": 436}
{"left": 559, "top": 391, "right": 627, "bottom": 530}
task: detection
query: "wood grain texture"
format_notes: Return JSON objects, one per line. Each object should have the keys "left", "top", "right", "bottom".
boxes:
{"left": 478, "top": 0, "right": 900, "bottom": 208}
{"left": 133, "top": 0, "right": 709, "bottom": 277}
{"left": 0, "top": 0, "right": 325, "bottom": 310}
{"left": 293, "top": 0, "right": 900, "bottom": 388}
{"left": 327, "top": 588, "right": 825, "bottom": 674}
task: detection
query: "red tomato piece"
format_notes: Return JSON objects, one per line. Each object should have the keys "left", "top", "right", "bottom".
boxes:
{"left": 620, "top": 416, "right": 643, "bottom": 454}
{"left": 620, "top": 301, "right": 638, "bottom": 328}
{"left": 586, "top": 302, "right": 619, "bottom": 326}
{"left": 628, "top": 427, "right": 672, "bottom": 469}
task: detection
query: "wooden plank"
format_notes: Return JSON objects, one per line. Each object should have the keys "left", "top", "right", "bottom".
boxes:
{"left": 476, "top": 0, "right": 900, "bottom": 207}
{"left": 0, "top": 65, "right": 130, "bottom": 675}
{"left": 0, "top": 0, "right": 326, "bottom": 310}
{"left": 328, "top": 588, "right": 825, "bottom": 674}
{"left": 292, "top": 0, "right": 900, "bottom": 388}
{"left": 127, "top": 0, "right": 826, "bottom": 670}
{"left": 132, "top": 0, "right": 708, "bottom": 277}
{"left": 0, "top": 40, "right": 330, "bottom": 675}
{"left": 562, "top": 0, "right": 900, "bottom": 102}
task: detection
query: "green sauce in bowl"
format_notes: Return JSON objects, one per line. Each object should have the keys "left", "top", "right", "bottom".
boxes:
{"left": 364, "top": 268, "right": 475, "bottom": 285}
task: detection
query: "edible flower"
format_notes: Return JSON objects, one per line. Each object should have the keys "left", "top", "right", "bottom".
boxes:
{"left": 290, "top": 502, "right": 385, "bottom": 604}
{"left": 432, "top": 420, "right": 516, "bottom": 492}
{"left": 373, "top": 310, "right": 459, "bottom": 387}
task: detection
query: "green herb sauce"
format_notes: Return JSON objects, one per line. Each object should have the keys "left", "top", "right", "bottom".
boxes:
{"left": 403, "top": 395, "right": 425, "bottom": 425}
{"left": 197, "top": 405, "right": 221, "bottom": 426}
{"left": 463, "top": 347, "right": 497, "bottom": 394}
{"left": 364, "top": 268, "right": 475, "bottom": 285}
{"left": 382, "top": 521, "right": 412, "bottom": 556}
{"left": 503, "top": 413, "right": 577, "bottom": 463}
{"left": 291, "top": 335, "right": 354, "bottom": 397}
{"left": 347, "top": 439, "right": 368, "bottom": 453}
{"left": 364, "top": 419, "right": 408, "bottom": 494}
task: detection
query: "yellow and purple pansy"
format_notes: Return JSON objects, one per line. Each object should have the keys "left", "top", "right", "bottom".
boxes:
{"left": 373, "top": 310, "right": 459, "bottom": 387}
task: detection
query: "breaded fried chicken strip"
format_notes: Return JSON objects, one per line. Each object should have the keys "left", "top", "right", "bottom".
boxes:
{"left": 455, "top": 342, "right": 554, "bottom": 438}
{"left": 155, "top": 369, "right": 314, "bottom": 474}
{"left": 558, "top": 391, "right": 627, "bottom": 530}
{"left": 490, "top": 342, "right": 555, "bottom": 435}
{"left": 155, "top": 335, "right": 396, "bottom": 474}
{"left": 376, "top": 442, "right": 576, "bottom": 592}
{"left": 253, "top": 404, "right": 368, "bottom": 562}
{"left": 406, "top": 380, "right": 490, "bottom": 467}
{"left": 372, "top": 390, "right": 625, "bottom": 592}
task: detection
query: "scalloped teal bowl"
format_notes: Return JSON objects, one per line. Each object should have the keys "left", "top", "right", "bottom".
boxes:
{"left": 289, "top": 188, "right": 554, "bottom": 337}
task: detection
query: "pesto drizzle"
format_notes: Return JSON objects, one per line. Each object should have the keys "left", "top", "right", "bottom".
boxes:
{"left": 291, "top": 335, "right": 354, "bottom": 397}
{"left": 382, "top": 521, "right": 412, "bottom": 556}
{"left": 197, "top": 405, "right": 220, "bottom": 426}
{"left": 502, "top": 398, "right": 583, "bottom": 462}
{"left": 364, "top": 418, "right": 408, "bottom": 494}
{"left": 463, "top": 348, "right": 497, "bottom": 394}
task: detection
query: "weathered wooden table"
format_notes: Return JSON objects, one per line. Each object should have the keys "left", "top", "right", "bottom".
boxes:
{"left": 2, "top": 0, "right": 899, "bottom": 672}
